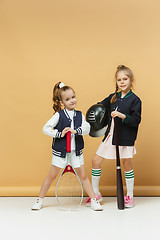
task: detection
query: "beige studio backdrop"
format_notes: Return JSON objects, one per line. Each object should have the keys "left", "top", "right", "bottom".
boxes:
{"left": 1, "top": 0, "right": 160, "bottom": 196}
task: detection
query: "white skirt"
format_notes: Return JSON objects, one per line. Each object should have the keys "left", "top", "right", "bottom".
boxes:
{"left": 52, "top": 150, "right": 84, "bottom": 168}
{"left": 96, "top": 118, "right": 136, "bottom": 159}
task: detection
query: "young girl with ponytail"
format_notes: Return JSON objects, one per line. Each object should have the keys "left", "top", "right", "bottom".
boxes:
{"left": 86, "top": 65, "right": 142, "bottom": 208}
{"left": 31, "top": 82, "right": 103, "bottom": 211}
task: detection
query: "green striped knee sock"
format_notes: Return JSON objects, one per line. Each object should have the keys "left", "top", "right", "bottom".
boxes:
{"left": 92, "top": 168, "right": 101, "bottom": 195}
{"left": 125, "top": 170, "right": 134, "bottom": 198}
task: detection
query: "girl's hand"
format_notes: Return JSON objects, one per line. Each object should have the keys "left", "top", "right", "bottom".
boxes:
{"left": 111, "top": 110, "right": 126, "bottom": 120}
{"left": 69, "top": 128, "right": 77, "bottom": 135}
{"left": 61, "top": 127, "right": 70, "bottom": 138}
{"left": 61, "top": 127, "right": 77, "bottom": 137}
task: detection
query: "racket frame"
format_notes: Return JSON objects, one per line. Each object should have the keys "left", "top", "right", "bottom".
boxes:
{"left": 55, "top": 164, "right": 83, "bottom": 211}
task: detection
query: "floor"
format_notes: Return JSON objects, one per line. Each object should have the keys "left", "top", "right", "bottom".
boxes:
{"left": 0, "top": 197, "right": 159, "bottom": 240}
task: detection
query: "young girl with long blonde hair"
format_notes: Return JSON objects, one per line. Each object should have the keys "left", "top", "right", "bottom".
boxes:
{"left": 86, "top": 65, "right": 142, "bottom": 208}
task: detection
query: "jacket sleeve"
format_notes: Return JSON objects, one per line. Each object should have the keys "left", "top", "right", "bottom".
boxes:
{"left": 98, "top": 94, "right": 113, "bottom": 111}
{"left": 43, "top": 112, "right": 61, "bottom": 138}
{"left": 123, "top": 97, "right": 142, "bottom": 128}
{"left": 76, "top": 114, "right": 90, "bottom": 136}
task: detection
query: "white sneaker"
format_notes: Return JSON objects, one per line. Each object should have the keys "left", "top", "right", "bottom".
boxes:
{"left": 91, "top": 198, "right": 103, "bottom": 211}
{"left": 31, "top": 198, "right": 43, "bottom": 210}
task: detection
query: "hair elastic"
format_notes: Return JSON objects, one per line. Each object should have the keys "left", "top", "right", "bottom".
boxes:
{"left": 59, "top": 82, "right": 65, "bottom": 88}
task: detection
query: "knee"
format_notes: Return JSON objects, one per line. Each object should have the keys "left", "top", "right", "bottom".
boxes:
{"left": 79, "top": 172, "right": 87, "bottom": 181}
{"left": 92, "top": 156, "right": 97, "bottom": 166}
{"left": 123, "top": 159, "right": 132, "bottom": 172}
{"left": 92, "top": 155, "right": 101, "bottom": 168}
{"left": 123, "top": 160, "right": 127, "bottom": 169}
{"left": 48, "top": 173, "right": 56, "bottom": 182}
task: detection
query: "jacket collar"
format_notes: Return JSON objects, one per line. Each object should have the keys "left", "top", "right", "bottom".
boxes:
{"left": 63, "top": 108, "right": 76, "bottom": 119}
{"left": 118, "top": 90, "right": 133, "bottom": 99}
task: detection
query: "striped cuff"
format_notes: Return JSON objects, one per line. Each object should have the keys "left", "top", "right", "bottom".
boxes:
{"left": 92, "top": 168, "right": 101, "bottom": 177}
{"left": 55, "top": 131, "right": 62, "bottom": 138}
{"left": 76, "top": 127, "right": 82, "bottom": 135}
{"left": 125, "top": 170, "right": 134, "bottom": 179}
{"left": 123, "top": 114, "right": 131, "bottom": 123}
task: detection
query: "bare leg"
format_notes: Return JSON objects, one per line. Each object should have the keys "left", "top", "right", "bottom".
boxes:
{"left": 75, "top": 165, "right": 103, "bottom": 210}
{"left": 39, "top": 165, "right": 60, "bottom": 198}
{"left": 75, "top": 165, "right": 95, "bottom": 199}
{"left": 123, "top": 158, "right": 133, "bottom": 172}
{"left": 92, "top": 154, "right": 104, "bottom": 169}
{"left": 91, "top": 154, "right": 105, "bottom": 195}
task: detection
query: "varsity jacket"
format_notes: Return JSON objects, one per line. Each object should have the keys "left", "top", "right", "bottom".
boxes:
{"left": 43, "top": 109, "right": 90, "bottom": 158}
{"left": 99, "top": 90, "right": 142, "bottom": 146}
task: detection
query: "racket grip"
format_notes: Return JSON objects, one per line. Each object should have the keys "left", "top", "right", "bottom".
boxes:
{"left": 66, "top": 131, "right": 71, "bottom": 153}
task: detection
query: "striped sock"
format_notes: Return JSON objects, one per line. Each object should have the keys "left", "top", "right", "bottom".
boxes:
{"left": 125, "top": 170, "right": 134, "bottom": 198}
{"left": 92, "top": 168, "right": 101, "bottom": 195}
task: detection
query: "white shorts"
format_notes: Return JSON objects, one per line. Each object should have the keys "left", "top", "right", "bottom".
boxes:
{"left": 51, "top": 150, "right": 84, "bottom": 169}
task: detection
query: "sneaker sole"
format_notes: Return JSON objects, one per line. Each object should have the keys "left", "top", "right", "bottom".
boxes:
{"left": 92, "top": 208, "right": 103, "bottom": 211}
{"left": 31, "top": 205, "right": 43, "bottom": 210}
{"left": 85, "top": 204, "right": 91, "bottom": 207}
{"left": 31, "top": 207, "right": 43, "bottom": 210}
{"left": 125, "top": 204, "right": 135, "bottom": 208}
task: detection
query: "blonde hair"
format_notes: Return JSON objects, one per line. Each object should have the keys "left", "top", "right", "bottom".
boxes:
{"left": 52, "top": 82, "right": 75, "bottom": 112}
{"left": 110, "top": 65, "right": 134, "bottom": 104}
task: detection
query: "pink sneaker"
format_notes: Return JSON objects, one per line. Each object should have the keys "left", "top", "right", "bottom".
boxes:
{"left": 124, "top": 195, "right": 135, "bottom": 208}
{"left": 86, "top": 194, "right": 103, "bottom": 207}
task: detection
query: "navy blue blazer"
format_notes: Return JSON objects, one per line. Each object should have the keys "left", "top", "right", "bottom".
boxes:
{"left": 99, "top": 90, "right": 142, "bottom": 146}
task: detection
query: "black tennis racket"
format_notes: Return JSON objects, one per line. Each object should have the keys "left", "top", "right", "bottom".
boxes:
{"left": 55, "top": 131, "right": 83, "bottom": 211}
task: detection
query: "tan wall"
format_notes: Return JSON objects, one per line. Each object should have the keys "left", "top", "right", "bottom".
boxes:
{"left": 1, "top": 0, "right": 160, "bottom": 196}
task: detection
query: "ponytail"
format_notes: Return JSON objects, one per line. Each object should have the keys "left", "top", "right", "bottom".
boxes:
{"left": 53, "top": 82, "right": 62, "bottom": 112}
{"left": 110, "top": 85, "right": 119, "bottom": 104}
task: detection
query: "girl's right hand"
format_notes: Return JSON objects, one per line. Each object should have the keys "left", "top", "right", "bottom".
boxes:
{"left": 61, "top": 127, "right": 71, "bottom": 138}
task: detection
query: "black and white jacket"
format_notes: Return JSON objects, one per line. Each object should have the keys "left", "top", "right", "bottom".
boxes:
{"left": 43, "top": 108, "right": 90, "bottom": 158}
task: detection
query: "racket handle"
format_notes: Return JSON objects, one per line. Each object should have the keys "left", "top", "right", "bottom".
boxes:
{"left": 66, "top": 131, "right": 71, "bottom": 153}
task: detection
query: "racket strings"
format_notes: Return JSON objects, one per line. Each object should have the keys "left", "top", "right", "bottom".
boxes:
{"left": 56, "top": 172, "right": 83, "bottom": 210}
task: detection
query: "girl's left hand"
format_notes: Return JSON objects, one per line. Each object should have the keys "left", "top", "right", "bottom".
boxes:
{"left": 67, "top": 127, "right": 77, "bottom": 135}
{"left": 111, "top": 110, "right": 126, "bottom": 120}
